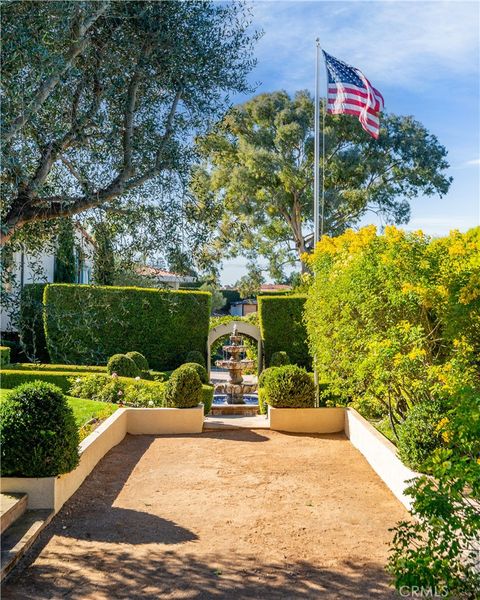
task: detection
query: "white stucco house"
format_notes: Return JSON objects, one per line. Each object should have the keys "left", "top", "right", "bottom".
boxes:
{"left": 1, "top": 224, "right": 95, "bottom": 332}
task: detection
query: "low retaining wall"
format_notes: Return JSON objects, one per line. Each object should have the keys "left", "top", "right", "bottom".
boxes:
{"left": 344, "top": 408, "right": 419, "bottom": 510}
{"left": 1, "top": 406, "right": 204, "bottom": 513}
{"left": 267, "top": 406, "right": 418, "bottom": 510}
{"left": 268, "top": 407, "right": 345, "bottom": 434}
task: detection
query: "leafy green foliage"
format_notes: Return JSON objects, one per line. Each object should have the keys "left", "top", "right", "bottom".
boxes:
{"left": 69, "top": 373, "right": 164, "bottom": 407}
{"left": 305, "top": 226, "right": 480, "bottom": 426}
{"left": 1, "top": 1, "right": 259, "bottom": 245}
{"left": 1, "top": 369, "right": 86, "bottom": 392}
{"left": 388, "top": 388, "right": 480, "bottom": 598}
{"left": 270, "top": 351, "right": 290, "bottom": 367}
{"left": 43, "top": 284, "right": 211, "bottom": 370}
{"left": 178, "top": 362, "right": 208, "bottom": 385}
{"left": 107, "top": 354, "right": 140, "bottom": 378}
{"left": 261, "top": 365, "right": 315, "bottom": 408}
{"left": 199, "top": 283, "right": 226, "bottom": 313}
{"left": 258, "top": 295, "right": 310, "bottom": 369}
{"left": 125, "top": 351, "right": 149, "bottom": 373}
{"left": 4, "top": 363, "right": 107, "bottom": 373}
{"left": 0, "top": 346, "right": 11, "bottom": 366}
{"left": 191, "top": 91, "right": 451, "bottom": 277}
{"left": 93, "top": 221, "right": 115, "bottom": 286}
{"left": 164, "top": 365, "right": 203, "bottom": 408}
{"left": 18, "top": 283, "right": 49, "bottom": 362}
{"left": 397, "top": 400, "right": 445, "bottom": 471}
{"left": 0, "top": 382, "right": 79, "bottom": 476}
{"left": 185, "top": 350, "right": 206, "bottom": 368}
{"left": 54, "top": 219, "right": 76, "bottom": 283}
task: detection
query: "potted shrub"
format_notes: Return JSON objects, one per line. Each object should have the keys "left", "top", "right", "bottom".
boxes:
{"left": 262, "top": 365, "right": 344, "bottom": 433}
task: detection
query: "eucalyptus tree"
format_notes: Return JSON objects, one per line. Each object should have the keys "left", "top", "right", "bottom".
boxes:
{"left": 1, "top": 0, "right": 259, "bottom": 245}
{"left": 190, "top": 90, "right": 452, "bottom": 277}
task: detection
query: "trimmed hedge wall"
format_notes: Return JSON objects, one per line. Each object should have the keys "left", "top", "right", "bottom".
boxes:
{"left": 258, "top": 295, "right": 311, "bottom": 369}
{"left": 3, "top": 363, "right": 107, "bottom": 373}
{"left": 0, "top": 369, "right": 88, "bottom": 393}
{"left": 18, "top": 283, "right": 49, "bottom": 362}
{"left": 0, "top": 346, "right": 11, "bottom": 367}
{"left": 44, "top": 284, "right": 211, "bottom": 370}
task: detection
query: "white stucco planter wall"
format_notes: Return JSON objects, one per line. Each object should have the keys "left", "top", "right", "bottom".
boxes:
{"left": 1, "top": 406, "right": 204, "bottom": 513}
{"left": 268, "top": 406, "right": 345, "bottom": 433}
{"left": 344, "top": 408, "right": 419, "bottom": 510}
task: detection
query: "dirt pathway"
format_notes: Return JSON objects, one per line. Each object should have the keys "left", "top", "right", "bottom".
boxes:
{"left": 3, "top": 430, "right": 406, "bottom": 599}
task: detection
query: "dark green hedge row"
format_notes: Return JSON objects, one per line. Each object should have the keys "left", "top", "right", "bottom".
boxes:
{"left": 0, "top": 369, "right": 86, "bottom": 392}
{"left": 3, "top": 363, "right": 107, "bottom": 373}
{"left": 258, "top": 295, "right": 311, "bottom": 369}
{"left": 0, "top": 347, "right": 10, "bottom": 366}
{"left": 18, "top": 283, "right": 49, "bottom": 362}
{"left": 43, "top": 284, "right": 211, "bottom": 370}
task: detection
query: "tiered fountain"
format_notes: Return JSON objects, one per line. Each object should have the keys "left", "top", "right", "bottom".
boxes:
{"left": 215, "top": 325, "right": 257, "bottom": 404}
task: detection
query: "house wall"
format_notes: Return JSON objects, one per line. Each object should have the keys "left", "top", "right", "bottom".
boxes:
{"left": 1, "top": 229, "right": 94, "bottom": 333}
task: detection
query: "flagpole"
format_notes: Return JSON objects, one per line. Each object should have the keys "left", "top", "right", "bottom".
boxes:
{"left": 313, "top": 38, "right": 321, "bottom": 408}
{"left": 313, "top": 38, "right": 321, "bottom": 246}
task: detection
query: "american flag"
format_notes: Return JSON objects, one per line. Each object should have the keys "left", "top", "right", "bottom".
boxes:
{"left": 323, "top": 50, "right": 384, "bottom": 139}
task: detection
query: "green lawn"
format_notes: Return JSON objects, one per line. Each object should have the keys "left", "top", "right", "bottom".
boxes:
{"left": 0, "top": 389, "right": 117, "bottom": 428}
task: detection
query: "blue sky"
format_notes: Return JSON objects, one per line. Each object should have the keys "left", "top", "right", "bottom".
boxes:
{"left": 220, "top": 0, "right": 480, "bottom": 284}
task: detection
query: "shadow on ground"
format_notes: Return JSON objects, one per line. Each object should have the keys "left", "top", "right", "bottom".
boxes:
{"left": 3, "top": 550, "right": 399, "bottom": 599}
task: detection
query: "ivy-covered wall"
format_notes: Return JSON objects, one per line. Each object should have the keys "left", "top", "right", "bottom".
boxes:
{"left": 258, "top": 295, "right": 311, "bottom": 369}
{"left": 44, "top": 284, "right": 211, "bottom": 370}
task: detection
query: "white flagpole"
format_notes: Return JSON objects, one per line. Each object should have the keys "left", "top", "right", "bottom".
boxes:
{"left": 313, "top": 38, "right": 321, "bottom": 407}
{"left": 313, "top": 38, "right": 321, "bottom": 246}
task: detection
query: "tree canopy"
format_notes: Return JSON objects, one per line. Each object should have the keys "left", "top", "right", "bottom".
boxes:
{"left": 190, "top": 90, "right": 452, "bottom": 277}
{"left": 1, "top": 0, "right": 259, "bottom": 246}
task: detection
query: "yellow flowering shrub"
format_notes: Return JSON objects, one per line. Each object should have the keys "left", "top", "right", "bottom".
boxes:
{"left": 305, "top": 226, "right": 480, "bottom": 428}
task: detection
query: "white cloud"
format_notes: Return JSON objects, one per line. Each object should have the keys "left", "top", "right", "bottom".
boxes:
{"left": 465, "top": 158, "right": 480, "bottom": 166}
{"left": 250, "top": 1, "right": 479, "bottom": 91}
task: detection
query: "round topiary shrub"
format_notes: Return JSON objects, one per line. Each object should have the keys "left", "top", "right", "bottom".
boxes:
{"left": 397, "top": 400, "right": 445, "bottom": 471}
{"left": 107, "top": 354, "right": 140, "bottom": 378}
{"left": 258, "top": 366, "right": 277, "bottom": 388}
{"left": 164, "top": 365, "right": 203, "bottom": 408}
{"left": 178, "top": 362, "right": 208, "bottom": 384}
{"left": 185, "top": 350, "right": 206, "bottom": 368}
{"left": 269, "top": 351, "right": 290, "bottom": 367}
{"left": 262, "top": 365, "right": 315, "bottom": 408}
{"left": 126, "top": 351, "right": 149, "bottom": 372}
{"left": 0, "top": 381, "right": 79, "bottom": 477}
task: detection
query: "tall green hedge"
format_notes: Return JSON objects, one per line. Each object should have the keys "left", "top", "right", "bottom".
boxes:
{"left": 18, "top": 283, "right": 49, "bottom": 362}
{"left": 258, "top": 295, "right": 311, "bottom": 369}
{"left": 44, "top": 284, "right": 211, "bottom": 370}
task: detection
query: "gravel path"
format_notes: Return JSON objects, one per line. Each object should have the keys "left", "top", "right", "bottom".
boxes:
{"left": 3, "top": 430, "right": 406, "bottom": 599}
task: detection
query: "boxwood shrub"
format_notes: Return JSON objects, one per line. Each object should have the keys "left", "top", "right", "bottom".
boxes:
{"left": 269, "top": 351, "right": 290, "bottom": 367}
{"left": 185, "top": 350, "right": 206, "bottom": 368}
{"left": 0, "top": 346, "right": 11, "bottom": 367}
{"left": 107, "top": 354, "right": 140, "bottom": 378}
{"left": 18, "top": 283, "right": 49, "bottom": 362}
{"left": 201, "top": 385, "right": 214, "bottom": 415}
{"left": 258, "top": 295, "right": 311, "bottom": 369}
{"left": 0, "top": 382, "right": 79, "bottom": 477}
{"left": 178, "top": 362, "right": 208, "bottom": 384}
{"left": 164, "top": 365, "right": 203, "bottom": 408}
{"left": 397, "top": 400, "right": 446, "bottom": 471}
{"left": 44, "top": 284, "right": 211, "bottom": 370}
{"left": 126, "top": 351, "right": 149, "bottom": 372}
{"left": 261, "top": 365, "right": 315, "bottom": 408}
